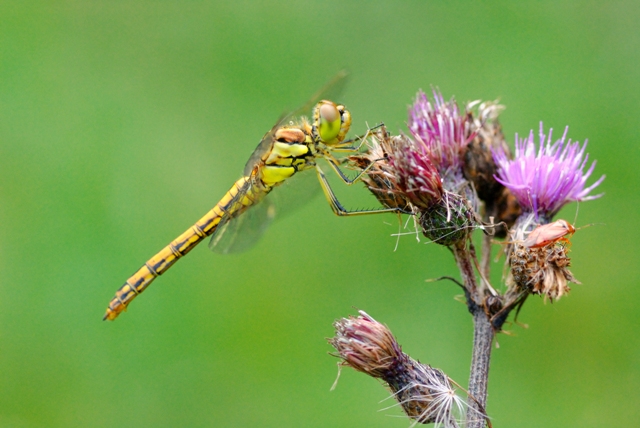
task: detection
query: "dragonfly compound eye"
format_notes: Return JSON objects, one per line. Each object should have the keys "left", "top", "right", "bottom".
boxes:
{"left": 318, "top": 101, "right": 342, "bottom": 143}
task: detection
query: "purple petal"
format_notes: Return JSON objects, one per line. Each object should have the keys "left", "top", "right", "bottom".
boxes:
{"left": 492, "top": 124, "right": 604, "bottom": 217}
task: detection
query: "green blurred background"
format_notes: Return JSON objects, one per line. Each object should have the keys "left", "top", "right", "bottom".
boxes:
{"left": 1, "top": 1, "right": 637, "bottom": 427}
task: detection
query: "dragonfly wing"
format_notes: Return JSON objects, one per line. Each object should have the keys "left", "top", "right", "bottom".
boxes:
{"left": 243, "top": 70, "right": 349, "bottom": 177}
{"left": 243, "top": 116, "right": 287, "bottom": 177}
{"left": 266, "top": 167, "right": 321, "bottom": 220}
{"left": 288, "top": 69, "right": 349, "bottom": 121}
{"left": 209, "top": 195, "right": 276, "bottom": 254}
{"left": 209, "top": 167, "right": 322, "bottom": 254}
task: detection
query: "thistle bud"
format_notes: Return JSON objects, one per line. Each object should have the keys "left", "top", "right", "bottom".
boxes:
{"left": 419, "top": 193, "right": 476, "bottom": 246}
{"left": 350, "top": 126, "right": 444, "bottom": 212}
{"left": 330, "top": 311, "right": 467, "bottom": 427}
{"left": 349, "top": 127, "right": 413, "bottom": 212}
{"left": 351, "top": 126, "right": 477, "bottom": 246}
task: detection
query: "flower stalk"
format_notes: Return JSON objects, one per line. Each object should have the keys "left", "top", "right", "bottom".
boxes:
{"left": 467, "top": 310, "right": 493, "bottom": 428}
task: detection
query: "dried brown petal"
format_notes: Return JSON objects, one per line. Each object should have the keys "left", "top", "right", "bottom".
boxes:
{"left": 507, "top": 241, "right": 579, "bottom": 301}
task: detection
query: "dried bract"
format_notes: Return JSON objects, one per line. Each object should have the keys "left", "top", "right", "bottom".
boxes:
{"left": 462, "top": 101, "right": 508, "bottom": 204}
{"left": 508, "top": 240, "right": 579, "bottom": 301}
{"left": 492, "top": 187, "right": 522, "bottom": 238}
{"left": 462, "top": 101, "right": 521, "bottom": 237}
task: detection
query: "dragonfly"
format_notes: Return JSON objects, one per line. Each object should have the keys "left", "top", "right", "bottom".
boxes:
{"left": 103, "top": 74, "right": 402, "bottom": 320}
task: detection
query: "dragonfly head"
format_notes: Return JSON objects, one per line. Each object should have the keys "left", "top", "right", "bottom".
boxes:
{"left": 313, "top": 100, "right": 351, "bottom": 145}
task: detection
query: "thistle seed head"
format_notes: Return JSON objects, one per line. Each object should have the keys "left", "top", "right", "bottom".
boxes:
{"left": 507, "top": 239, "right": 579, "bottom": 301}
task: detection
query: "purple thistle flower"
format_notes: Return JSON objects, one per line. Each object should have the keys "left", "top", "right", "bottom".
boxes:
{"left": 386, "top": 133, "right": 444, "bottom": 210}
{"left": 493, "top": 123, "right": 605, "bottom": 218}
{"left": 348, "top": 126, "right": 443, "bottom": 212}
{"left": 408, "top": 90, "right": 474, "bottom": 184}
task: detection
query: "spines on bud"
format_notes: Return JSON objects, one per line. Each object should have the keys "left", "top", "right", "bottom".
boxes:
{"left": 419, "top": 193, "right": 476, "bottom": 246}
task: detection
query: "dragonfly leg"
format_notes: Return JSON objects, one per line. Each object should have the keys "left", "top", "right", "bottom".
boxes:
{"left": 315, "top": 165, "right": 404, "bottom": 216}
{"left": 323, "top": 153, "right": 378, "bottom": 186}
{"left": 330, "top": 124, "right": 384, "bottom": 153}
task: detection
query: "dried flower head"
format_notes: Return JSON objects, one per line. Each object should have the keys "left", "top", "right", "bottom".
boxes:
{"left": 408, "top": 90, "right": 475, "bottom": 191}
{"left": 505, "top": 216, "right": 580, "bottom": 302}
{"left": 350, "top": 126, "right": 443, "bottom": 212}
{"left": 508, "top": 241, "right": 579, "bottom": 301}
{"left": 330, "top": 311, "right": 468, "bottom": 427}
{"left": 493, "top": 123, "right": 605, "bottom": 219}
{"left": 492, "top": 187, "right": 522, "bottom": 238}
{"left": 462, "top": 101, "right": 507, "bottom": 204}
{"left": 462, "top": 101, "right": 521, "bottom": 237}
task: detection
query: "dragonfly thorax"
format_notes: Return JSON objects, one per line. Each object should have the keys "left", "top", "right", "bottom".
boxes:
{"left": 258, "top": 125, "right": 318, "bottom": 188}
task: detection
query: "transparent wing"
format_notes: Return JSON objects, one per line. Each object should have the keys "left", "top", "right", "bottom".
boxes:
{"left": 265, "top": 166, "right": 321, "bottom": 220}
{"left": 243, "top": 70, "right": 349, "bottom": 176}
{"left": 208, "top": 194, "right": 276, "bottom": 254}
{"left": 243, "top": 116, "right": 288, "bottom": 177}
{"left": 207, "top": 171, "right": 321, "bottom": 254}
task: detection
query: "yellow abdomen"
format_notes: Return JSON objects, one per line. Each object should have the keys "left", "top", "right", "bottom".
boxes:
{"left": 103, "top": 176, "right": 265, "bottom": 320}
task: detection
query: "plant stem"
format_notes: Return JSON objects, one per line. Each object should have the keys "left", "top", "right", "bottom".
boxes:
{"left": 452, "top": 242, "right": 494, "bottom": 428}
{"left": 452, "top": 242, "right": 479, "bottom": 299}
{"left": 467, "top": 309, "right": 494, "bottom": 428}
